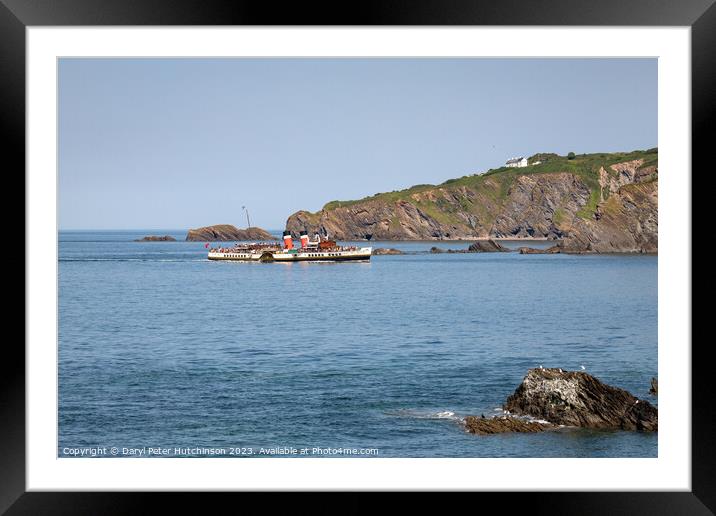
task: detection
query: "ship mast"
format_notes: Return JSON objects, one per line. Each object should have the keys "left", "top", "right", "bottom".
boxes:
{"left": 242, "top": 206, "right": 252, "bottom": 228}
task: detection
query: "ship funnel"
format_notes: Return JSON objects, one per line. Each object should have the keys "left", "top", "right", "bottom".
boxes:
{"left": 300, "top": 230, "right": 309, "bottom": 248}
{"left": 283, "top": 230, "right": 294, "bottom": 250}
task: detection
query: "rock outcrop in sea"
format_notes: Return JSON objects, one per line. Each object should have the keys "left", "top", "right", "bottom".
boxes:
{"left": 464, "top": 368, "right": 658, "bottom": 435}
{"left": 134, "top": 235, "right": 176, "bottom": 242}
{"left": 518, "top": 245, "right": 561, "bottom": 254}
{"left": 185, "top": 224, "right": 277, "bottom": 242}
{"left": 467, "top": 240, "right": 509, "bottom": 252}
{"left": 430, "top": 239, "right": 508, "bottom": 254}
{"left": 503, "top": 368, "right": 658, "bottom": 431}
{"left": 464, "top": 415, "right": 554, "bottom": 435}
{"left": 285, "top": 149, "right": 658, "bottom": 253}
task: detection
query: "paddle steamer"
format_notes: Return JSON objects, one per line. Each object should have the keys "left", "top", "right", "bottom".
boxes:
{"left": 207, "top": 231, "right": 372, "bottom": 262}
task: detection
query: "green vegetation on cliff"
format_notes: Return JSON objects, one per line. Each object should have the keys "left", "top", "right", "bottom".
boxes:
{"left": 287, "top": 148, "right": 658, "bottom": 251}
{"left": 319, "top": 148, "right": 658, "bottom": 222}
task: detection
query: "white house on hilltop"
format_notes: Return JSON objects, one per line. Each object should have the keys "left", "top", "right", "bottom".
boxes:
{"left": 506, "top": 156, "right": 528, "bottom": 168}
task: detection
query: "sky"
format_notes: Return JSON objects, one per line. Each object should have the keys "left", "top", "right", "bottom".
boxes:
{"left": 58, "top": 58, "right": 657, "bottom": 230}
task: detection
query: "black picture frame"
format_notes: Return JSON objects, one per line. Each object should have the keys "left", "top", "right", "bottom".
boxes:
{"left": 5, "top": 0, "right": 707, "bottom": 513}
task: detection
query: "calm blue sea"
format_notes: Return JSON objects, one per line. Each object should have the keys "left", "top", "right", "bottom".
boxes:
{"left": 58, "top": 230, "right": 657, "bottom": 458}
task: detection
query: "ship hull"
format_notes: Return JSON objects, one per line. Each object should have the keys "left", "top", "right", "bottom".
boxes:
{"left": 208, "top": 247, "right": 372, "bottom": 262}
{"left": 272, "top": 250, "right": 372, "bottom": 262}
{"left": 207, "top": 252, "right": 263, "bottom": 261}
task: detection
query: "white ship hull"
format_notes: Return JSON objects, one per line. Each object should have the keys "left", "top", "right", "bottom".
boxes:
{"left": 207, "top": 251, "right": 263, "bottom": 261}
{"left": 272, "top": 247, "right": 372, "bottom": 262}
{"left": 208, "top": 247, "right": 372, "bottom": 262}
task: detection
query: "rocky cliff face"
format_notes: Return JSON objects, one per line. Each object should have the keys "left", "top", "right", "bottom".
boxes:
{"left": 285, "top": 150, "right": 658, "bottom": 253}
{"left": 185, "top": 224, "right": 276, "bottom": 242}
{"left": 560, "top": 181, "right": 657, "bottom": 253}
{"left": 558, "top": 160, "right": 658, "bottom": 253}
{"left": 489, "top": 172, "right": 591, "bottom": 239}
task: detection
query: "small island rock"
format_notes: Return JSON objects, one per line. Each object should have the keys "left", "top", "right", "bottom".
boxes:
{"left": 431, "top": 241, "right": 509, "bottom": 253}
{"left": 504, "top": 368, "right": 657, "bottom": 431}
{"left": 186, "top": 224, "right": 277, "bottom": 242}
{"left": 518, "top": 245, "right": 561, "bottom": 254}
{"left": 468, "top": 240, "right": 509, "bottom": 252}
{"left": 135, "top": 235, "right": 176, "bottom": 242}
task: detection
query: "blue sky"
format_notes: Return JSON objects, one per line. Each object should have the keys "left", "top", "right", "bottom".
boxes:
{"left": 58, "top": 58, "right": 657, "bottom": 230}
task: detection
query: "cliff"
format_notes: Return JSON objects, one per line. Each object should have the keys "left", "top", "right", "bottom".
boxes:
{"left": 185, "top": 224, "right": 276, "bottom": 242}
{"left": 285, "top": 149, "right": 658, "bottom": 253}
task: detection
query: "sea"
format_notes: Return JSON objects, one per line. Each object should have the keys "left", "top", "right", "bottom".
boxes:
{"left": 58, "top": 230, "right": 657, "bottom": 458}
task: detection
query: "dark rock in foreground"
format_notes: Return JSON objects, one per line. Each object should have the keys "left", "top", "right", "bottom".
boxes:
{"left": 373, "top": 248, "right": 404, "bottom": 255}
{"left": 650, "top": 377, "right": 658, "bottom": 395}
{"left": 464, "top": 415, "right": 554, "bottom": 435}
{"left": 186, "top": 224, "right": 277, "bottom": 242}
{"left": 504, "top": 368, "right": 658, "bottom": 431}
{"left": 468, "top": 240, "right": 509, "bottom": 252}
{"left": 518, "top": 245, "right": 561, "bottom": 254}
{"left": 134, "top": 235, "right": 176, "bottom": 242}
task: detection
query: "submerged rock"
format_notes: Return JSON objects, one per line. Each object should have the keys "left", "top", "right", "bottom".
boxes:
{"left": 430, "top": 247, "right": 445, "bottom": 253}
{"left": 186, "top": 224, "right": 277, "bottom": 242}
{"left": 464, "top": 415, "right": 554, "bottom": 435}
{"left": 134, "top": 235, "right": 176, "bottom": 242}
{"left": 468, "top": 240, "right": 509, "bottom": 252}
{"left": 373, "top": 248, "right": 404, "bottom": 255}
{"left": 504, "top": 368, "right": 658, "bottom": 431}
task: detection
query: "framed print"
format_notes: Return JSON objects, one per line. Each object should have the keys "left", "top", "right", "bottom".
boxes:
{"left": 6, "top": 0, "right": 709, "bottom": 513}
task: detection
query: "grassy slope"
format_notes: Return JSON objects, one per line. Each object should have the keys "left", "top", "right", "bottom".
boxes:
{"left": 311, "top": 149, "right": 658, "bottom": 223}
